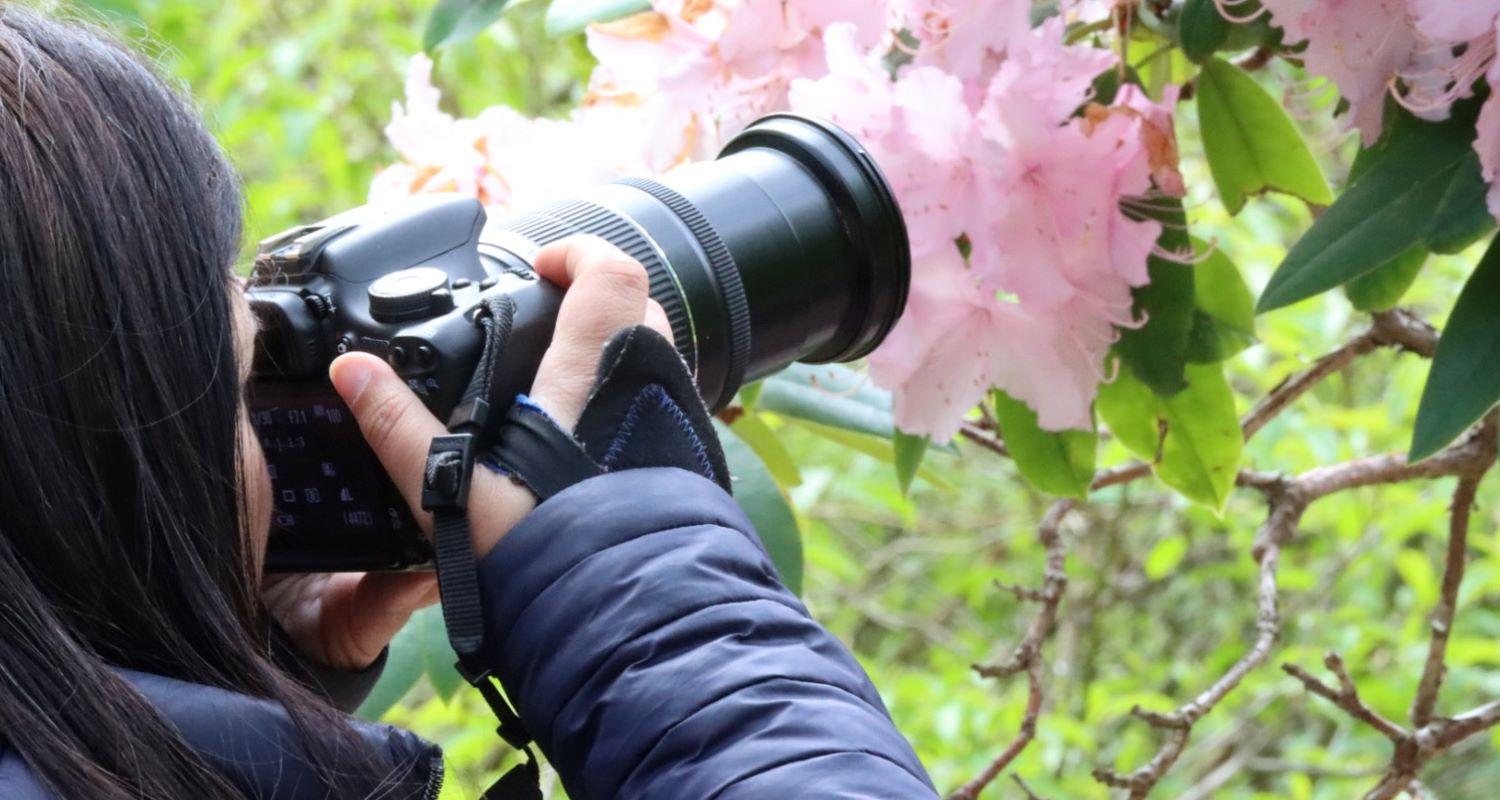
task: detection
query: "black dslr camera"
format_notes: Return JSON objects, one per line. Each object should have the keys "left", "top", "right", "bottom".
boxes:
{"left": 248, "top": 114, "right": 910, "bottom": 572}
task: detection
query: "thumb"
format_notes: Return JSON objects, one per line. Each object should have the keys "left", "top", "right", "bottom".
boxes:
{"left": 329, "top": 352, "right": 444, "bottom": 529}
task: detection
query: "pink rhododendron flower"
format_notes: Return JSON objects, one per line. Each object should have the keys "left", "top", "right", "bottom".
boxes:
{"left": 1239, "top": 0, "right": 1500, "bottom": 221}
{"left": 374, "top": 1, "right": 1182, "bottom": 439}
{"left": 1256, "top": 0, "right": 1417, "bottom": 144}
{"left": 584, "top": 1, "right": 893, "bottom": 168}
{"left": 894, "top": 0, "right": 1031, "bottom": 86}
{"left": 1409, "top": 0, "right": 1500, "bottom": 43}
{"left": 1476, "top": 46, "right": 1500, "bottom": 219}
{"left": 370, "top": 56, "right": 653, "bottom": 213}
{"left": 793, "top": 18, "right": 1166, "bottom": 438}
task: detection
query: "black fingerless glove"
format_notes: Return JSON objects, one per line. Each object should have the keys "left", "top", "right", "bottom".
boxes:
{"left": 483, "top": 325, "right": 730, "bottom": 501}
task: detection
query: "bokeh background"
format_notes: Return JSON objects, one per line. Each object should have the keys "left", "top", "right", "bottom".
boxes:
{"left": 74, "top": 0, "right": 1500, "bottom": 796}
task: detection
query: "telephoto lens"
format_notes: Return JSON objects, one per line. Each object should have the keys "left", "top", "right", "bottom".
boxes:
{"left": 248, "top": 113, "right": 910, "bottom": 571}
{"left": 486, "top": 113, "right": 910, "bottom": 411}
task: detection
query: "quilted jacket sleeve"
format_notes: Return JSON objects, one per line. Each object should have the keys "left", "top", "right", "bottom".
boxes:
{"left": 475, "top": 467, "right": 936, "bottom": 800}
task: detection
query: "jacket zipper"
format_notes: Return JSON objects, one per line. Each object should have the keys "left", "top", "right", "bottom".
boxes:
{"left": 421, "top": 753, "right": 445, "bottom": 800}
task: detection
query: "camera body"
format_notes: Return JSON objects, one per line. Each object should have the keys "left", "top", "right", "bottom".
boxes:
{"left": 249, "top": 195, "right": 561, "bottom": 423}
{"left": 248, "top": 196, "right": 563, "bottom": 572}
{"left": 249, "top": 114, "right": 911, "bottom": 573}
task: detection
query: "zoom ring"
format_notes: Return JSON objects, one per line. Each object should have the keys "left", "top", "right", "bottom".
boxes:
{"left": 615, "top": 177, "right": 752, "bottom": 408}
{"left": 496, "top": 199, "right": 697, "bottom": 376}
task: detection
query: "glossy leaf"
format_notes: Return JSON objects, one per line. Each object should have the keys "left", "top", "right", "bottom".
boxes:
{"left": 717, "top": 422, "right": 804, "bottom": 593}
{"left": 758, "top": 363, "right": 896, "bottom": 440}
{"left": 545, "top": 0, "right": 650, "bottom": 37}
{"left": 893, "top": 431, "right": 929, "bottom": 496}
{"left": 790, "top": 420, "right": 953, "bottom": 490}
{"left": 738, "top": 380, "right": 764, "bottom": 411}
{"left": 994, "top": 391, "right": 1097, "bottom": 499}
{"left": 1192, "top": 239, "right": 1254, "bottom": 335}
{"left": 1096, "top": 364, "right": 1161, "bottom": 460}
{"left": 1411, "top": 236, "right": 1500, "bottom": 461}
{"left": 1258, "top": 99, "right": 1487, "bottom": 312}
{"left": 1197, "top": 57, "right": 1333, "bottom": 214}
{"left": 1185, "top": 311, "right": 1255, "bottom": 364}
{"left": 1179, "top": 0, "right": 1230, "bottom": 63}
{"left": 1344, "top": 245, "right": 1426, "bottom": 312}
{"left": 1155, "top": 363, "right": 1241, "bottom": 511}
{"left": 1185, "top": 238, "right": 1255, "bottom": 363}
{"left": 424, "top": 0, "right": 512, "bottom": 51}
{"left": 731, "top": 411, "right": 802, "bottom": 487}
{"left": 1116, "top": 200, "right": 1196, "bottom": 395}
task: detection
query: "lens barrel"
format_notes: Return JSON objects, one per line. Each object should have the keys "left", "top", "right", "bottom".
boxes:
{"left": 488, "top": 114, "right": 910, "bottom": 410}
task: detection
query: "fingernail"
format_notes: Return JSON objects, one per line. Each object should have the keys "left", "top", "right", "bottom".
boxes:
{"left": 331, "top": 358, "right": 374, "bottom": 404}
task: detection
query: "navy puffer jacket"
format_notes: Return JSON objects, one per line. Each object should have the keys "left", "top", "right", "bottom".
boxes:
{"left": 0, "top": 468, "right": 936, "bottom": 799}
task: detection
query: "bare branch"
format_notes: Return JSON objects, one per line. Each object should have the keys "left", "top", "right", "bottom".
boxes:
{"left": 1281, "top": 654, "right": 1406, "bottom": 741}
{"left": 960, "top": 421, "right": 1009, "bottom": 459}
{"left": 1093, "top": 409, "right": 1498, "bottom": 797}
{"left": 947, "top": 500, "right": 1072, "bottom": 800}
{"left": 953, "top": 308, "right": 1472, "bottom": 798}
{"left": 1277, "top": 415, "right": 1499, "bottom": 800}
{"left": 1411, "top": 418, "right": 1495, "bottom": 726}
{"left": 1010, "top": 774, "right": 1047, "bottom": 800}
{"left": 1240, "top": 309, "right": 1437, "bottom": 440}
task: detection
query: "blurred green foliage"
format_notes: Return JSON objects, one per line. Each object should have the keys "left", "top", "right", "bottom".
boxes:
{"left": 79, "top": 0, "right": 591, "bottom": 263}
{"left": 85, "top": 1, "right": 1500, "bottom": 796}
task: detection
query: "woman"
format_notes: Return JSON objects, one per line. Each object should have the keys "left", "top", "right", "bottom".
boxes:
{"left": 0, "top": 6, "right": 934, "bottom": 799}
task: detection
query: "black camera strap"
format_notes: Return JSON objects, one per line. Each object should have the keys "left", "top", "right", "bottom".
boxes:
{"left": 420, "top": 295, "right": 542, "bottom": 800}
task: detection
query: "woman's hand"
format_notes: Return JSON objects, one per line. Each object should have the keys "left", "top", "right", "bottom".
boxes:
{"left": 266, "top": 236, "right": 667, "bottom": 670}
{"left": 262, "top": 570, "right": 438, "bottom": 671}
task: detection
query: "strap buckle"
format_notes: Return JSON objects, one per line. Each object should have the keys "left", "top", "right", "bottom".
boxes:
{"left": 421, "top": 433, "right": 478, "bottom": 512}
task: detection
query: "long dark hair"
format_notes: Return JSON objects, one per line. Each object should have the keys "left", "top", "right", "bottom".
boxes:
{"left": 0, "top": 6, "right": 389, "bottom": 798}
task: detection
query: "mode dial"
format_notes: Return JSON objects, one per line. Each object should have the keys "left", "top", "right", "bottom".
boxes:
{"left": 367, "top": 267, "right": 455, "bottom": 322}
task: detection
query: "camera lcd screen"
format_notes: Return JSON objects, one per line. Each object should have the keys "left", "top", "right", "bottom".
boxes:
{"left": 248, "top": 380, "right": 427, "bottom": 571}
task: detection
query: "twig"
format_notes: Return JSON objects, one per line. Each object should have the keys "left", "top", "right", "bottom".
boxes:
{"left": 1240, "top": 310, "right": 1436, "bottom": 441}
{"left": 960, "top": 421, "right": 1009, "bottom": 459}
{"left": 1281, "top": 414, "right": 1498, "bottom": 800}
{"left": 1410, "top": 421, "right": 1493, "bottom": 726}
{"left": 1010, "top": 774, "right": 1047, "bottom": 800}
{"left": 951, "top": 308, "right": 1464, "bottom": 798}
{"left": 946, "top": 500, "right": 1072, "bottom": 800}
{"left": 1283, "top": 654, "right": 1407, "bottom": 741}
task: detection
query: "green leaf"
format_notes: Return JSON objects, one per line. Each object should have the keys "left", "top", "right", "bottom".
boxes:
{"left": 1192, "top": 238, "right": 1254, "bottom": 334}
{"left": 730, "top": 412, "right": 802, "bottom": 487}
{"left": 1426, "top": 142, "right": 1495, "bottom": 254}
{"left": 1096, "top": 364, "right": 1161, "bottom": 460}
{"left": 1155, "top": 363, "right": 1241, "bottom": 511}
{"left": 1394, "top": 549, "right": 1439, "bottom": 608}
{"left": 1179, "top": 0, "right": 1230, "bottom": 63}
{"left": 1411, "top": 235, "right": 1500, "bottom": 461}
{"left": 424, "top": 0, "right": 513, "bottom": 51}
{"left": 1258, "top": 99, "right": 1488, "bottom": 312}
{"left": 1185, "top": 311, "right": 1256, "bottom": 363}
{"left": 1144, "top": 535, "right": 1189, "bottom": 579}
{"left": 717, "top": 422, "right": 804, "bottom": 593}
{"left": 1197, "top": 57, "right": 1333, "bottom": 214}
{"left": 1344, "top": 245, "right": 1427, "bottom": 312}
{"left": 789, "top": 420, "right": 953, "bottom": 490}
{"left": 893, "top": 431, "right": 929, "bottom": 496}
{"left": 738, "top": 380, "right": 764, "bottom": 411}
{"left": 994, "top": 391, "right": 1097, "bottom": 499}
{"left": 415, "top": 607, "right": 465, "bottom": 702}
{"left": 1116, "top": 200, "right": 1196, "bottom": 396}
{"left": 356, "top": 609, "right": 434, "bottom": 720}
{"left": 1184, "top": 238, "right": 1256, "bottom": 363}
{"left": 545, "top": 0, "right": 650, "bottom": 37}
{"left": 758, "top": 363, "right": 896, "bottom": 440}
